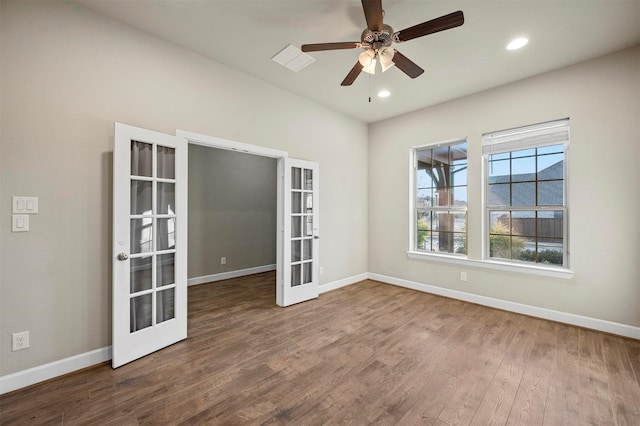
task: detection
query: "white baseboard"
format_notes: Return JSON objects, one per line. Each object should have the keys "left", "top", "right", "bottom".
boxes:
{"left": 188, "top": 264, "right": 276, "bottom": 286}
{"left": 0, "top": 346, "right": 111, "bottom": 395}
{"left": 319, "top": 272, "right": 369, "bottom": 294}
{"left": 368, "top": 272, "right": 640, "bottom": 340}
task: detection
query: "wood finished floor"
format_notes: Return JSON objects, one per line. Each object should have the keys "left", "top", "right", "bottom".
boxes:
{"left": 1, "top": 272, "right": 639, "bottom": 425}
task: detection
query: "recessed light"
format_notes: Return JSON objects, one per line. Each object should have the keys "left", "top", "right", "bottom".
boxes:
{"left": 507, "top": 37, "right": 528, "bottom": 51}
{"left": 378, "top": 90, "right": 391, "bottom": 98}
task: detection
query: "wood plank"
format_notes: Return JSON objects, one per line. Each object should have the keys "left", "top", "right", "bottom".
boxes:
{"left": 470, "top": 361, "right": 524, "bottom": 425}
{"left": 601, "top": 334, "right": 640, "bottom": 425}
{"left": 577, "top": 329, "right": 614, "bottom": 426}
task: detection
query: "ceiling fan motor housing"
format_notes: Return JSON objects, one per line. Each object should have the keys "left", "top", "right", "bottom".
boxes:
{"left": 361, "top": 24, "right": 394, "bottom": 50}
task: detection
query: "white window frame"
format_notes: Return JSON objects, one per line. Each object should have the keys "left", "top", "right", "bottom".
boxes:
{"left": 482, "top": 118, "right": 570, "bottom": 270}
{"left": 409, "top": 138, "right": 468, "bottom": 257}
{"left": 406, "top": 123, "right": 574, "bottom": 279}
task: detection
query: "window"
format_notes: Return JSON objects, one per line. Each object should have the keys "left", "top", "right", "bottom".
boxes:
{"left": 413, "top": 140, "right": 467, "bottom": 255}
{"left": 483, "top": 119, "right": 569, "bottom": 267}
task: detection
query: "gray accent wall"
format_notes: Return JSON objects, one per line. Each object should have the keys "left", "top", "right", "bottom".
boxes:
{"left": 188, "top": 145, "right": 277, "bottom": 278}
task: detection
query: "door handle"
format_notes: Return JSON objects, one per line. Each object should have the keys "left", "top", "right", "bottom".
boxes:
{"left": 314, "top": 235, "right": 320, "bottom": 240}
{"left": 117, "top": 253, "right": 129, "bottom": 261}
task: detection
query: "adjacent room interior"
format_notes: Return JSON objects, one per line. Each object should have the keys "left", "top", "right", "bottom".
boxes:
{"left": 187, "top": 145, "right": 278, "bottom": 287}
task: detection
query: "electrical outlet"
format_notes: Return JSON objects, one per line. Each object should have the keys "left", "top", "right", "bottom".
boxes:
{"left": 459, "top": 272, "right": 468, "bottom": 282}
{"left": 319, "top": 266, "right": 324, "bottom": 275}
{"left": 221, "top": 257, "right": 227, "bottom": 265}
{"left": 12, "top": 331, "right": 29, "bottom": 351}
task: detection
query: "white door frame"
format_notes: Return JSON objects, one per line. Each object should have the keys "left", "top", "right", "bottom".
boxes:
{"left": 175, "top": 130, "right": 290, "bottom": 305}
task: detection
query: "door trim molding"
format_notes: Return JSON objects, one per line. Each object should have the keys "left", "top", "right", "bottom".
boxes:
{"left": 176, "top": 130, "right": 287, "bottom": 159}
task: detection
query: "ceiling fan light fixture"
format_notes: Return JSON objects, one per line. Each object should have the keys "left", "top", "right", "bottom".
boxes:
{"left": 359, "top": 50, "right": 377, "bottom": 74}
{"left": 380, "top": 60, "right": 395, "bottom": 72}
{"left": 507, "top": 37, "right": 529, "bottom": 51}
{"left": 363, "top": 59, "right": 377, "bottom": 74}
{"left": 378, "top": 47, "right": 395, "bottom": 72}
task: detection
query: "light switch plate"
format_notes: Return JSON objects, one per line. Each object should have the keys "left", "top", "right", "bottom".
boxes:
{"left": 12, "top": 214, "right": 29, "bottom": 232}
{"left": 12, "top": 196, "right": 39, "bottom": 214}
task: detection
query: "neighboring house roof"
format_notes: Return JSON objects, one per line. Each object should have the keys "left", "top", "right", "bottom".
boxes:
{"left": 489, "top": 160, "right": 563, "bottom": 207}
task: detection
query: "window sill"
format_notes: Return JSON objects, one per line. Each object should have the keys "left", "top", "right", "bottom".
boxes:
{"left": 406, "top": 251, "right": 574, "bottom": 279}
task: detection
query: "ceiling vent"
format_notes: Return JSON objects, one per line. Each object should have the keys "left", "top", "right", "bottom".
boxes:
{"left": 272, "top": 44, "right": 315, "bottom": 72}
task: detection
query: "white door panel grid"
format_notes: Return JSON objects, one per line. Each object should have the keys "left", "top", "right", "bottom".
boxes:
{"left": 278, "top": 158, "right": 320, "bottom": 307}
{"left": 112, "top": 123, "right": 187, "bottom": 368}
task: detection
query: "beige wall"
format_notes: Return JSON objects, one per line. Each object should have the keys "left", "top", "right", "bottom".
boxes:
{"left": 368, "top": 46, "right": 640, "bottom": 327}
{"left": 0, "top": 1, "right": 368, "bottom": 375}
{"left": 2, "top": 0, "right": 637, "bottom": 382}
{"left": 188, "top": 145, "right": 277, "bottom": 278}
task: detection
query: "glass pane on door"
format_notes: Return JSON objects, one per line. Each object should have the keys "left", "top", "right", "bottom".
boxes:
{"left": 292, "top": 264, "right": 301, "bottom": 287}
{"left": 303, "top": 239, "right": 312, "bottom": 260}
{"left": 292, "top": 240, "right": 301, "bottom": 262}
{"left": 304, "top": 217, "right": 313, "bottom": 236}
{"left": 303, "top": 262, "right": 312, "bottom": 284}
{"left": 131, "top": 181, "right": 152, "bottom": 215}
{"left": 157, "top": 253, "right": 175, "bottom": 287}
{"left": 292, "top": 216, "right": 301, "bottom": 238}
{"left": 157, "top": 146, "right": 176, "bottom": 179}
{"left": 157, "top": 218, "right": 176, "bottom": 250}
{"left": 292, "top": 168, "right": 302, "bottom": 190}
{"left": 156, "top": 288, "right": 175, "bottom": 323}
{"left": 304, "top": 193, "right": 313, "bottom": 212}
{"left": 304, "top": 169, "right": 313, "bottom": 190}
{"left": 130, "top": 294, "right": 152, "bottom": 332}
{"left": 131, "top": 141, "right": 152, "bottom": 177}
{"left": 157, "top": 182, "right": 175, "bottom": 214}
{"left": 130, "top": 256, "right": 152, "bottom": 293}
{"left": 131, "top": 218, "right": 153, "bottom": 254}
{"left": 292, "top": 192, "right": 301, "bottom": 214}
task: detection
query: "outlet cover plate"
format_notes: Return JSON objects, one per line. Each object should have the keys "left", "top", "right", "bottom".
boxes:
{"left": 12, "top": 331, "right": 30, "bottom": 351}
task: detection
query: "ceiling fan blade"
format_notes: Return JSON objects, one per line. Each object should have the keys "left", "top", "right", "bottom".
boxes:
{"left": 301, "top": 42, "right": 361, "bottom": 52}
{"left": 341, "top": 61, "right": 364, "bottom": 86}
{"left": 361, "top": 0, "right": 383, "bottom": 31}
{"left": 392, "top": 50, "right": 424, "bottom": 79}
{"left": 395, "top": 11, "right": 464, "bottom": 42}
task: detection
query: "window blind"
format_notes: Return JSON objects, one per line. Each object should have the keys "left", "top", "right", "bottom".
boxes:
{"left": 482, "top": 118, "right": 569, "bottom": 155}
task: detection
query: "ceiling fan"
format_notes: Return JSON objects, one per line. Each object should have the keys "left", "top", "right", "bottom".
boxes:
{"left": 301, "top": 0, "right": 464, "bottom": 86}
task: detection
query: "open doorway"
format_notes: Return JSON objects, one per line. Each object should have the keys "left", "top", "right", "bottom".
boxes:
{"left": 176, "top": 130, "right": 292, "bottom": 306}
{"left": 186, "top": 144, "right": 278, "bottom": 288}
{"left": 176, "top": 129, "right": 319, "bottom": 307}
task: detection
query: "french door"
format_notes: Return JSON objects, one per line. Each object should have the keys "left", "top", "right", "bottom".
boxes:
{"left": 278, "top": 158, "right": 320, "bottom": 306}
{"left": 112, "top": 123, "right": 187, "bottom": 368}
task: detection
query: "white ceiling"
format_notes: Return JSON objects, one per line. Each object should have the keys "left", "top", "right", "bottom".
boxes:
{"left": 76, "top": 0, "right": 640, "bottom": 124}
